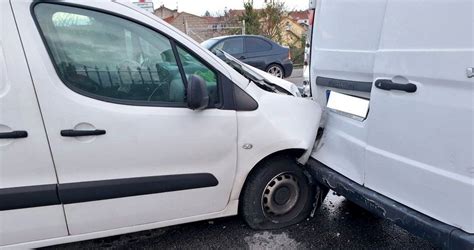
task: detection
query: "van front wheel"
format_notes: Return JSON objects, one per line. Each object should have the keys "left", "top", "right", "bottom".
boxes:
{"left": 240, "top": 155, "right": 316, "bottom": 230}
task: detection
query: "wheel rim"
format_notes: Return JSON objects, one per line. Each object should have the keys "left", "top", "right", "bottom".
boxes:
{"left": 261, "top": 172, "right": 300, "bottom": 218}
{"left": 267, "top": 66, "right": 283, "bottom": 78}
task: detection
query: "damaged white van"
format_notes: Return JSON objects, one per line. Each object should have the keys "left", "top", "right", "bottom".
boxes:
{"left": 306, "top": 0, "right": 473, "bottom": 249}
{"left": 1, "top": 0, "right": 324, "bottom": 247}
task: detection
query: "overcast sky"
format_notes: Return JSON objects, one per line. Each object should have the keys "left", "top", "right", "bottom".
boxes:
{"left": 143, "top": 0, "right": 309, "bottom": 16}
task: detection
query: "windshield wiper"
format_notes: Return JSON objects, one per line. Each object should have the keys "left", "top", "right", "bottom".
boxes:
{"left": 219, "top": 50, "right": 283, "bottom": 94}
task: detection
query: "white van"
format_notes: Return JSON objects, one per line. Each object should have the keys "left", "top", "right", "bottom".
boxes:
{"left": 307, "top": 0, "right": 473, "bottom": 248}
{"left": 0, "top": 0, "right": 324, "bottom": 247}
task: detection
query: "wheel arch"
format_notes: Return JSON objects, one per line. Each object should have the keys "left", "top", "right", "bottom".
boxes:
{"left": 249, "top": 149, "right": 306, "bottom": 173}
{"left": 229, "top": 148, "right": 307, "bottom": 203}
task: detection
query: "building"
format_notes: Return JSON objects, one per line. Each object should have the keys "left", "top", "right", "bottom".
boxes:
{"left": 154, "top": 5, "right": 241, "bottom": 42}
{"left": 289, "top": 10, "right": 310, "bottom": 27}
{"left": 228, "top": 8, "right": 309, "bottom": 48}
{"left": 282, "top": 16, "right": 307, "bottom": 48}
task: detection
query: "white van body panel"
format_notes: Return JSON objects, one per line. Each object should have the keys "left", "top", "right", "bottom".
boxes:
{"left": 0, "top": 0, "right": 68, "bottom": 245}
{"left": 12, "top": 0, "right": 238, "bottom": 235}
{"left": 230, "top": 82, "right": 322, "bottom": 200}
{"left": 366, "top": 0, "right": 474, "bottom": 233}
{"left": 310, "top": 0, "right": 388, "bottom": 184}
{"left": 311, "top": 0, "right": 474, "bottom": 234}
{"left": 3, "top": 0, "right": 322, "bottom": 247}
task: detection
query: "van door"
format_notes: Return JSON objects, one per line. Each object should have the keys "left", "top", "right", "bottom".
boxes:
{"left": 13, "top": 1, "right": 237, "bottom": 235}
{"left": 366, "top": 0, "right": 474, "bottom": 233}
{"left": 0, "top": 1, "right": 67, "bottom": 246}
{"left": 310, "top": 0, "right": 388, "bottom": 184}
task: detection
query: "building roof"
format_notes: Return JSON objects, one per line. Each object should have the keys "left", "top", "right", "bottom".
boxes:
{"left": 203, "top": 16, "right": 228, "bottom": 23}
{"left": 289, "top": 10, "right": 309, "bottom": 21}
{"left": 163, "top": 15, "right": 177, "bottom": 23}
{"left": 228, "top": 9, "right": 246, "bottom": 18}
{"left": 154, "top": 5, "right": 177, "bottom": 13}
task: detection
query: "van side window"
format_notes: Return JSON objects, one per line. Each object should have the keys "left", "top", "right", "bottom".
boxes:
{"left": 176, "top": 46, "right": 219, "bottom": 104}
{"left": 34, "top": 4, "right": 188, "bottom": 105}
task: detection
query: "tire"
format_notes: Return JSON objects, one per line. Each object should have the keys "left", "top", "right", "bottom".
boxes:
{"left": 266, "top": 64, "right": 284, "bottom": 78}
{"left": 240, "top": 155, "right": 322, "bottom": 230}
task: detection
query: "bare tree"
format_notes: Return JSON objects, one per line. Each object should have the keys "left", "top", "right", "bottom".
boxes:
{"left": 259, "top": 0, "right": 286, "bottom": 43}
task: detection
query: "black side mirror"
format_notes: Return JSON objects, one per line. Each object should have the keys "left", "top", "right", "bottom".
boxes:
{"left": 186, "top": 74, "right": 209, "bottom": 110}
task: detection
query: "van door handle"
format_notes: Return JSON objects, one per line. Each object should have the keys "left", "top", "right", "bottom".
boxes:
{"left": 0, "top": 130, "right": 28, "bottom": 139}
{"left": 375, "top": 79, "right": 417, "bottom": 93}
{"left": 60, "top": 129, "right": 106, "bottom": 137}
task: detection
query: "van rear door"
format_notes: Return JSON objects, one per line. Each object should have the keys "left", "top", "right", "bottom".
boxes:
{"left": 309, "top": 0, "right": 388, "bottom": 184}
{"left": 0, "top": 0, "right": 67, "bottom": 246}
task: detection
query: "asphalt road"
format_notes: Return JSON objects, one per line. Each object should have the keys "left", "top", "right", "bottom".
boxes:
{"left": 46, "top": 193, "right": 435, "bottom": 249}
{"left": 45, "top": 70, "right": 436, "bottom": 249}
{"left": 287, "top": 67, "right": 305, "bottom": 87}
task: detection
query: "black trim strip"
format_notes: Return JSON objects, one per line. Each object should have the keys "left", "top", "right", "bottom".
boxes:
{"left": 0, "top": 184, "right": 60, "bottom": 211}
{"left": 316, "top": 76, "right": 372, "bottom": 93}
{"left": 0, "top": 173, "right": 218, "bottom": 211}
{"left": 58, "top": 173, "right": 218, "bottom": 204}
{"left": 307, "top": 159, "right": 474, "bottom": 249}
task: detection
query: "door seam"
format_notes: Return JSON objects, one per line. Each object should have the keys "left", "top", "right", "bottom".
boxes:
{"left": 9, "top": 0, "right": 71, "bottom": 235}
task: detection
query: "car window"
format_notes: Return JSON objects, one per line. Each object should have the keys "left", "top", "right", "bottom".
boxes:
{"left": 212, "top": 38, "right": 244, "bottom": 55}
{"left": 176, "top": 46, "right": 219, "bottom": 104}
{"left": 246, "top": 37, "right": 272, "bottom": 53}
{"left": 34, "top": 4, "right": 187, "bottom": 105}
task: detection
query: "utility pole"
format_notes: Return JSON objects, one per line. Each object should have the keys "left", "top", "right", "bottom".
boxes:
{"left": 242, "top": 20, "right": 246, "bottom": 35}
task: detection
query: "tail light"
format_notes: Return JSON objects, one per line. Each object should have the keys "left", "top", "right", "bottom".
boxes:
{"left": 308, "top": 9, "right": 315, "bottom": 26}
{"left": 288, "top": 50, "right": 292, "bottom": 60}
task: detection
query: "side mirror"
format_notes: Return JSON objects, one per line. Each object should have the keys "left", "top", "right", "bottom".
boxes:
{"left": 186, "top": 74, "right": 209, "bottom": 110}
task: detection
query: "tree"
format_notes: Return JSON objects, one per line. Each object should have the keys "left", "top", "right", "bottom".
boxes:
{"left": 260, "top": 0, "right": 286, "bottom": 43}
{"left": 204, "top": 10, "right": 211, "bottom": 17}
{"left": 239, "top": 0, "right": 260, "bottom": 35}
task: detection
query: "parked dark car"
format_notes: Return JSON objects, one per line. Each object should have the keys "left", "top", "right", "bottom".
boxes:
{"left": 201, "top": 35, "right": 293, "bottom": 78}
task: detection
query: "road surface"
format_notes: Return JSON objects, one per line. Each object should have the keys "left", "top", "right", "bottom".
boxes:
{"left": 45, "top": 193, "right": 435, "bottom": 249}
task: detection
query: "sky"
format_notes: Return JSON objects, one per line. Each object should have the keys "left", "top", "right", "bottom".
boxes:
{"left": 139, "top": 0, "right": 309, "bottom": 16}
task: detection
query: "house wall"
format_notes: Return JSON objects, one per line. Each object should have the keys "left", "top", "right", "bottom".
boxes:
{"left": 154, "top": 7, "right": 176, "bottom": 19}
{"left": 169, "top": 13, "right": 212, "bottom": 42}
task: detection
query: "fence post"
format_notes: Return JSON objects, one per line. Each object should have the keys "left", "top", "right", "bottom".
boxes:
{"left": 184, "top": 17, "right": 189, "bottom": 35}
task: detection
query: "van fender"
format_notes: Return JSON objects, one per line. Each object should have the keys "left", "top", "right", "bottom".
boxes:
{"left": 229, "top": 85, "right": 322, "bottom": 201}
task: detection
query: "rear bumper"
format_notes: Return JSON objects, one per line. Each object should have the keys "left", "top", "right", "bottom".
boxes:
{"left": 282, "top": 61, "right": 293, "bottom": 78}
{"left": 307, "top": 159, "right": 474, "bottom": 250}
